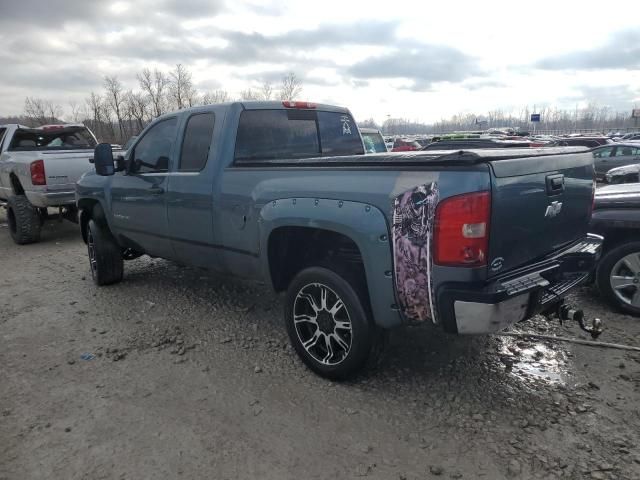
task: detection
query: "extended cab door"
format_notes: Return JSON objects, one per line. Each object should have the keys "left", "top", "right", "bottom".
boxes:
{"left": 110, "top": 117, "right": 178, "bottom": 259}
{"left": 166, "top": 111, "right": 219, "bottom": 268}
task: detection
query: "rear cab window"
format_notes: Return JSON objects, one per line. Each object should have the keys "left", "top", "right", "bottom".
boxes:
{"left": 179, "top": 113, "right": 215, "bottom": 171}
{"left": 234, "top": 109, "right": 363, "bottom": 162}
{"left": 9, "top": 126, "right": 97, "bottom": 151}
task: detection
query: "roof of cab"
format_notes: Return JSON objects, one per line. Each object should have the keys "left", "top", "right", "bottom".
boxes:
{"left": 152, "top": 101, "right": 351, "bottom": 123}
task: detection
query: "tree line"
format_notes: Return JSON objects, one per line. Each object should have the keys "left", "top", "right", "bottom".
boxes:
{"left": 17, "top": 64, "right": 303, "bottom": 144}
{"left": 360, "top": 103, "right": 639, "bottom": 135}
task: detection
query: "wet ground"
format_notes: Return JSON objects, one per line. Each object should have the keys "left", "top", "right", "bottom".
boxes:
{"left": 1, "top": 211, "right": 639, "bottom": 479}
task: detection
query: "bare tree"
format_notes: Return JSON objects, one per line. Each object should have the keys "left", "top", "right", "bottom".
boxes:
{"left": 279, "top": 72, "right": 303, "bottom": 101}
{"left": 201, "top": 90, "right": 230, "bottom": 105}
{"left": 124, "top": 91, "right": 149, "bottom": 133}
{"left": 239, "top": 88, "right": 259, "bottom": 101}
{"left": 137, "top": 68, "right": 169, "bottom": 118}
{"left": 44, "top": 100, "right": 62, "bottom": 124}
{"left": 259, "top": 81, "right": 273, "bottom": 101}
{"left": 68, "top": 100, "right": 81, "bottom": 122}
{"left": 24, "top": 97, "right": 47, "bottom": 126}
{"left": 169, "top": 64, "right": 196, "bottom": 110}
{"left": 104, "top": 75, "right": 126, "bottom": 142}
{"left": 23, "top": 97, "right": 63, "bottom": 126}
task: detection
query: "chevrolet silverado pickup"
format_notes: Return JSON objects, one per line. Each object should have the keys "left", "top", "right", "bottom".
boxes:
{"left": 0, "top": 123, "right": 98, "bottom": 244}
{"left": 76, "top": 101, "right": 602, "bottom": 379}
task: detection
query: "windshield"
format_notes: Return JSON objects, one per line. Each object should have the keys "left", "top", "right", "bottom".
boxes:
{"left": 9, "top": 126, "right": 97, "bottom": 151}
{"left": 362, "top": 132, "right": 387, "bottom": 153}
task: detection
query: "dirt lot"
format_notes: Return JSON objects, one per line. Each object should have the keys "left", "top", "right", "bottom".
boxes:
{"left": 0, "top": 210, "right": 639, "bottom": 480}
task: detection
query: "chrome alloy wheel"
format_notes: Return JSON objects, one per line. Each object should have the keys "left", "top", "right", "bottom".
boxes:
{"left": 610, "top": 251, "right": 640, "bottom": 307}
{"left": 293, "top": 283, "right": 353, "bottom": 366}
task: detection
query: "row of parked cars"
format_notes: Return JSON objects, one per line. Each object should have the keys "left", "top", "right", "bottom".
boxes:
{"left": 0, "top": 104, "right": 637, "bottom": 379}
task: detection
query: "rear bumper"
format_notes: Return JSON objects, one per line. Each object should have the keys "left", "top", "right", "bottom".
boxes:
{"left": 26, "top": 190, "right": 76, "bottom": 208}
{"left": 437, "top": 234, "right": 603, "bottom": 334}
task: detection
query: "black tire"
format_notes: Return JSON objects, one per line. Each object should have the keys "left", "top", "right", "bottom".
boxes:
{"left": 596, "top": 241, "right": 640, "bottom": 317}
{"left": 87, "top": 219, "right": 123, "bottom": 286}
{"left": 6, "top": 195, "right": 41, "bottom": 245}
{"left": 284, "top": 266, "right": 377, "bottom": 380}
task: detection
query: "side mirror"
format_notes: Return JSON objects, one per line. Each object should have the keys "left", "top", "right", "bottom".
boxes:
{"left": 94, "top": 143, "right": 115, "bottom": 176}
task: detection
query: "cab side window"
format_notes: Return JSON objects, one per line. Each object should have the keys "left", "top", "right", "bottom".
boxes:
{"left": 132, "top": 117, "right": 178, "bottom": 173}
{"left": 179, "top": 113, "right": 215, "bottom": 171}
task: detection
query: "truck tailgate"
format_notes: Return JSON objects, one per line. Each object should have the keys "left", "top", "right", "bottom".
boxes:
{"left": 488, "top": 151, "right": 594, "bottom": 276}
{"left": 41, "top": 150, "right": 94, "bottom": 188}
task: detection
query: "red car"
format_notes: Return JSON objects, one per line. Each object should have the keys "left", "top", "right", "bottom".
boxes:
{"left": 392, "top": 138, "right": 422, "bottom": 152}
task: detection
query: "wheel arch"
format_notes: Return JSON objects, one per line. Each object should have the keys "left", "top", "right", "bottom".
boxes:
{"left": 78, "top": 198, "right": 106, "bottom": 244}
{"left": 259, "top": 198, "right": 401, "bottom": 328}
{"left": 9, "top": 173, "right": 25, "bottom": 196}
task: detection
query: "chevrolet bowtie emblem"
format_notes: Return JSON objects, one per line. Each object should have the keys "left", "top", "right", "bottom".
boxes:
{"left": 544, "top": 201, "right": 563, "bottom": 218}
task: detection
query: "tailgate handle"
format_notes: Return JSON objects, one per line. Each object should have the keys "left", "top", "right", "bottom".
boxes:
{"left": 546, "top": 174, "right": 564, "bottom": 195}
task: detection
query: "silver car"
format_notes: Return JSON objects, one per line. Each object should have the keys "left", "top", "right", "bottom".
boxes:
{"left": 593, "top": 143, "right": 640, "bottom": 180}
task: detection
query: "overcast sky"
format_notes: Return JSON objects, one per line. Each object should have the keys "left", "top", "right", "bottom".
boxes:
{"left": 0, "top": 0, "right": 639, "bottom": 123}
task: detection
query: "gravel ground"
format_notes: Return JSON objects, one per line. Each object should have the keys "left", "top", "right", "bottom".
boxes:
{"left": 1, "top": 210, "right": 639, "bottom": 480}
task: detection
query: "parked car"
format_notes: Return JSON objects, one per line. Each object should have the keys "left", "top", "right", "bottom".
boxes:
{"left": 591, "top": 183, "right": 640, "bottom": 316}
{"left": 422, "top": 138, "right": 536, "bottom": 150}
{"left": 593, "top": 143, "right": 640, "bottom": 180}
{"left": 0, "top": 123, "right": 97, "bottom": 244}
{"left": 604, "top": 164, "right": 640, "bottom": 184}
{"left": 617, "top": 132, "right": 640, "bottom": 141}
{"left": 360, "top": 128, "right": 387, "bottom": 153}
{"left": 391, "top": 138, "right": 422, "bottom": 152}
{"left": 77, "top": 101, "right": 601, "bottom": 379}
{"left": 550, "top": 137, "right": 611, "bottom": 148}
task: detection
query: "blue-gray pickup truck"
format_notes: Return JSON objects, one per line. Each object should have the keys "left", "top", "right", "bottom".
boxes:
{"left": 76, "top": 101, "right": 602, "bottom": 379}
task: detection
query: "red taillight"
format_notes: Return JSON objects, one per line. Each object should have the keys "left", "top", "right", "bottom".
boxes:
{"left": 282, "top": 101, "right": 316, "bottom": 109}
{"left": 41, "top": 124, "right": 65, "bottom": 131}
{"left": 30, "top": 160, "right": 46, "bottom": 186}
{"left": 434, "top": 191, "right": 491, "bottom": 267}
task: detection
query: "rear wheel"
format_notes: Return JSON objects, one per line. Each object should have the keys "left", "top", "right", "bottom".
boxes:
{"left": 6, "top": 195, "right": 41, "bottom": 245}
{"left": 87, "top": 219, "right": 123, "bottom": 286}
{"left": 284, "top": 266, "right": 377, "bottom": 380}
{"left": 596, "top": 241, "right": 640, "bottom": 317}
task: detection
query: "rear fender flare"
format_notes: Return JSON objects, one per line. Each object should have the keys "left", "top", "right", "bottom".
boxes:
{"left": 258, "top": 197, "right": 402, "bottom": 328}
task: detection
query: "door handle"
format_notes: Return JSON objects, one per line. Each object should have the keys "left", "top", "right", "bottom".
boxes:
{"left": 148, "top": 185, "right": 164, "bottom": 195}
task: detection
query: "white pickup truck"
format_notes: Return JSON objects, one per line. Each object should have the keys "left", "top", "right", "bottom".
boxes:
{"left": 0, "top": 123, "right": 97, "bottom": 244}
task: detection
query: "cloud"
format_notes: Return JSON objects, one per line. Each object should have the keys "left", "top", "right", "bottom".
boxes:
{"left": 348, "top": 45, "right": 483, "bottom": 91}
{"left": 560, "top": 84, "right": 640, "bottom": 111}
{"left": 536, "top": 29, "right": 640, "bottom": 70}
{"left": 462, "top": 79, "right": 506, "bottom": 91}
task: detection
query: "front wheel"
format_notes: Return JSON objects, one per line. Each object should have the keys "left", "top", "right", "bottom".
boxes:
{"left": 596, "top": 241, "right": 640, "bottom": 317}
{"left": 87, "top": 219, "right": 123, "bottom": 286}
{"left": 284, "top": 266, "right": 376, "bottom": 380}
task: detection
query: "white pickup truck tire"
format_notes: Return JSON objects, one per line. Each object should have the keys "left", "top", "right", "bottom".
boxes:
{"left": 6, "top": 195, "right": 41, "bottom": 245}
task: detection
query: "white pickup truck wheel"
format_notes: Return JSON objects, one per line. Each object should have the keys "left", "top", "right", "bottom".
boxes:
{"left": 87, "top": 219, "right": 123, "bottom": 286}
{"left": 6, "top": 195, "right": 41, "bottom": 245}
{"left": 284, "top": 266, "right": 376, "bottom": 380}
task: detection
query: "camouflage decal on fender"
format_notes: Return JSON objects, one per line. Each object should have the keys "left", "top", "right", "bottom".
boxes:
{"left": 392, "top": 182, "right": 439, "bottom": 323}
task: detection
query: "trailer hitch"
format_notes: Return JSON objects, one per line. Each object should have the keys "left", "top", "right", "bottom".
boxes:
{"left": 552, "top": 303, "right": 603, "bottom": 339}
